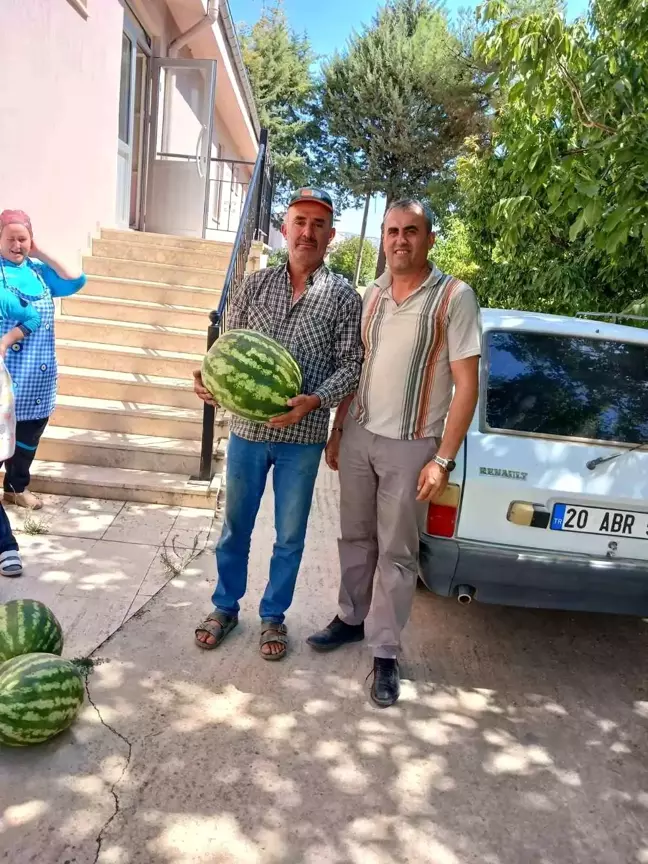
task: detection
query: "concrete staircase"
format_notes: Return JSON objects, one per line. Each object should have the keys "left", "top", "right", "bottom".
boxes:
{"left": 26, "top": 228, "right": 242, "bottom": 509}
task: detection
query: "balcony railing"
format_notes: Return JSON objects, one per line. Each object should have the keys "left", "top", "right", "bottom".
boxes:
{"left": 153, "top": 152, "right": 271, "bottom": 239}
{"left": 209, "top": 157, "right": 253, "bottom": 234}
{"left": 209, "top": 156, "right": 273, "bottom": 241}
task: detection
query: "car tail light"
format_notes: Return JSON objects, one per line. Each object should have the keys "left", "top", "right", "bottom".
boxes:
{"left": 426, "top": 484, "right": 461, "bottom": 538}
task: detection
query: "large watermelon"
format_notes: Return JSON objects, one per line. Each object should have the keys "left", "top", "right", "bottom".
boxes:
{"left": 202, "top": 329, "right": 303, "bottom": 423}
{"left": 0, "top": 599, "right": 63, "bottom": 663}
{"left": 0, "top": 653, "right": 84, "bottom": 746}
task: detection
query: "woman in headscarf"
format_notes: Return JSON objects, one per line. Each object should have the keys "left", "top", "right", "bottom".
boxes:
{"left": 0, "top": 210, "right": 86, "bottom": 576}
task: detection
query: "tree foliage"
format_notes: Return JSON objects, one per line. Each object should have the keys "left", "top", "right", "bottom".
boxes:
{"left": 320, "top": 0, "right": 487, "bottom": 272}
{"left": 267, "top": 247, "right": 289, "bottom": 268}
{"left": 239, "top": 2, "right": 316, "bottom": 197}
{"left": 454, "top": 0, "right": 648, "bottom": 314}
{"left": 328, "top": 236, "right": 378, "bottom": 285}
{"left": 431, "top": 216, "right": 481, "bottom": 285}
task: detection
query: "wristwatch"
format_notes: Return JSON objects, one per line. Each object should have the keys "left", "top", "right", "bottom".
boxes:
{"left": 433, "top": 455, "right": 456, "bottom": 473}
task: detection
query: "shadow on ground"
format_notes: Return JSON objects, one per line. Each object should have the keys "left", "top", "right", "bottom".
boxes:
{"left": 1, "top": 476, "right": 647, "bottom": 864}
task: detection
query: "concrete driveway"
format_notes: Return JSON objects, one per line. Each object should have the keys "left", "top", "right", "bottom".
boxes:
{"left": 1, "top": 469, "right": 647, "bottom": 864}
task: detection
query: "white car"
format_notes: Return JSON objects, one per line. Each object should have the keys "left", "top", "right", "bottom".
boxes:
{"left": 419, "top": 308, "right": 648, "bottom": 615}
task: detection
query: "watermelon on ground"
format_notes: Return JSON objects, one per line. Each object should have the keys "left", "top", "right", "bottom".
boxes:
{"left": 0, "top": 599, "right": 64, "bottom": 663}
{"left": 0, "top": 653, "right": 84, "bottom": 747}
{"left": 202, "top": 329, "right": 303, "bottom": 423}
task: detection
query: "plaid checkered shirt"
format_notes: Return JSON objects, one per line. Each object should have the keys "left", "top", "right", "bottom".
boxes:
{"left": 226, "top": 263, "right": 363, "bottom": 444}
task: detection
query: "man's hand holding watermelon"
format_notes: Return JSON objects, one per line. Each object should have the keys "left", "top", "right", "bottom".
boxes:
{"left": 267, "top": 394, "right": 321, "bottom": 429}
{"left": 192, "top": 369, "right": 218, "bottom": 407}
{"left": 194, "top": 367, "right": 322, "bottom": 427}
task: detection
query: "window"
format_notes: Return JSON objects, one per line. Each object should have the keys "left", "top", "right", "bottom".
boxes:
{"left": 66, "top": 0, "right": 88, "bottom": 18}
{"left": 118, "top": 33, "right": 133, "bottom": 145}
{"left": 485, "top": 330, "right": 648, "bottom": 445}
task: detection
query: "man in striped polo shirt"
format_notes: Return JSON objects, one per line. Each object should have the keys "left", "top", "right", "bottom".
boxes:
{"left": 308, "top": 198, "right": 481, "bottom": 707}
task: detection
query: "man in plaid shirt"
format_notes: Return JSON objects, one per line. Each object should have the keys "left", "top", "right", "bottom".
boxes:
{"left": 194, "top": 188, "right": 363, "bottom": 660}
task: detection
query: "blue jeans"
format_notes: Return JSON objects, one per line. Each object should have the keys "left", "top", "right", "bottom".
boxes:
{"left": 0, "top": 504, "right": 18, "bottom": 555}
{"left": 212, "top": 433, "right": 325, "bottom": 622}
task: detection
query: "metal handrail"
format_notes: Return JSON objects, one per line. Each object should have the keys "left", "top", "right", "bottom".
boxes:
{"left": 217, "top": 145, "right": 267, "bottom": 323}
{"left": 197, "top": 129, "right": 273, "bottom": 481}
{"left": 157, "top": 151, "right": 255, "bottom": 166}
{"left": 210, "top": 157, "right": 255, "bottom": 166}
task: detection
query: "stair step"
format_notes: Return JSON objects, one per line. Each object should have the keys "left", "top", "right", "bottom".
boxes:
{"left": 38, "top": 426, "right": 221, "bottom": 475}
{"left": 51, "top": 394, "right": 219, "bottom": 440}
{"left": 25, "top": 461, "right": 222, "bottom": 509}
{"left": 83, "top": 255, "right": 225, "bottom": 290}
{"left": 92, "top": 238, "right": 231, "bottom": 270}
{"left": 57, "top": 366, "right": 197, "bottom": 410}
{"left": 61, "top": 294, "right": 209, "bottom": 331}
{"left": 56, "top": 339, "right": 202, "bottom": 378}
{"left": 101, "top": 228, "right": 234, "bottom": 256}
{"left": 82, "top": 275, "right": 220, "bottom": 310}
{"left": 55, "top": 315, "right": 208, "bottom": 354}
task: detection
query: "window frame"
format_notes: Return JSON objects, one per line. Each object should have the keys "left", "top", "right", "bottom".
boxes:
{"left": 479, "top": 327, "right": 648, "bottom": 449}
{"left": 66, "top": 0, "right": 89, "bottom": 18}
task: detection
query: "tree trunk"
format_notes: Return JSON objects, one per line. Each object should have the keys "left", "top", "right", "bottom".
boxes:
{"left": 353, "top": 194, "right": 371, "bottom": 288}
{"left": 375, "top": 195, "right": 392, "bottom": 279}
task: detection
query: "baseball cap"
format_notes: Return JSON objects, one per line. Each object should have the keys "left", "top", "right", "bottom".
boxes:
{"left": 287, "top": 187, "right": 334, "bottom": 214}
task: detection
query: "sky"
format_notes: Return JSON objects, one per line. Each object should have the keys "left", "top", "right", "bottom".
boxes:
{"left": 229, "top": 0, "right": 589, "bottom": 238}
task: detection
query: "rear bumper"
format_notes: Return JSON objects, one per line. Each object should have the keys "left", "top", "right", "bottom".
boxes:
{"left": 419, "top": 534, "right": 648, "bottom": 615}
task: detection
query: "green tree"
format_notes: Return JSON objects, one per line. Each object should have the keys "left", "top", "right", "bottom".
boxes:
{"left": 268, "top": 247, "right": 289, "bottom": 268}
{"left": 455, "top": 0, "right": 648, "bottom": 314}
{"left": 321, "top": 0, "right": 487, "bottom": 275}
{"left": 239, "top": 2, "right": 316, "bottom": 198}
{"left": 430, "top": 216, "right": 480, "bottom": 285}
{"left": 328, "top": 236, "right": 378, "bottom": 285}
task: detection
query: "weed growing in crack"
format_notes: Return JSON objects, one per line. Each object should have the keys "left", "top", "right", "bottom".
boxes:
{"left": 22, "top": 514, "right": 50, "bottom": 535}
{"left": 70, "top": 656, "right": 109, "bottom": 680}
{"left": 160, "top": 531, "right": 207, "bottom": 578}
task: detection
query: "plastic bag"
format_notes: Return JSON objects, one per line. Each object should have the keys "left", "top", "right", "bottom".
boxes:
{"left": 0, "top": 356, "right": 16, "bottom": 462}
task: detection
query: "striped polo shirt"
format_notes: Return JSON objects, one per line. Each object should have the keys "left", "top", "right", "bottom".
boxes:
{"left": 350, "top": 264, "right": 481, "bottom": 440}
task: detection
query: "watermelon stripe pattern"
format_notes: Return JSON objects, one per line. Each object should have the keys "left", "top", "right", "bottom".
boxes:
{"left": 202, "top": 329, "right": 303, "bottom": 423}
{"left": 0, "top": 653, "right": 84, "bottom": 746}
{"left": 0, "top": 600, "right": 63, "bottom": 663}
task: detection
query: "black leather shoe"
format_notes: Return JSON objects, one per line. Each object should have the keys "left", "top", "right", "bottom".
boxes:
{"left": 370, "top": 657, "right": 400, "bottom": 707}
{"left": 306, "top": 615, "right": 365, "bottom": 652}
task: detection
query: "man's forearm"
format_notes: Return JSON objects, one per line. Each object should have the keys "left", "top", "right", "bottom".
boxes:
{"left": 314, "top": 360, "right": 361, "bottom": 411}
{"left": 332, "top": 392, "right": 355, "bottom": 429}
{"left": 436, "top": 384, "right": 478, "bottom": 460}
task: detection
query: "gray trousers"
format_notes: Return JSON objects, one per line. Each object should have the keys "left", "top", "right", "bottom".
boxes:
{"left": 337, "top": 416, "right": 438, "bottom": 658}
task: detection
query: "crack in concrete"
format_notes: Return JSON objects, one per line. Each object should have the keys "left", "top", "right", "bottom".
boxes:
{"left": 71, "top": 524, "right": 217, "bottom": 862}
{"left": 84, "top": 678, "right": 133, "bottom": 864}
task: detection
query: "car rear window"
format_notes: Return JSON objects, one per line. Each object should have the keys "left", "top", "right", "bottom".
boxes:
{"left": 485, "top": 330, "right": 648, "bottom": 444}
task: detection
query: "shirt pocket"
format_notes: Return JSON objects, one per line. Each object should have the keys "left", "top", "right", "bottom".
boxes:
{"left": 295, "top": 315, "right": 335, "bottom": 359}
{"left": 246, "top": 303, "right": 278, "bottom": 338}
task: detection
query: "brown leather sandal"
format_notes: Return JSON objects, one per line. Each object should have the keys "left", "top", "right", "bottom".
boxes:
{"left": 260, "top": 621, "right": 288, "bottom": 661}
{"left": 194, "top": 610, "right": 238, "bottom": 649}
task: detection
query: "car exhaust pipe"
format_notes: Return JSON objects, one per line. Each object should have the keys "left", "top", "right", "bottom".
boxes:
{"left": 456, "top": 585, "right": 475, "bottom": 605}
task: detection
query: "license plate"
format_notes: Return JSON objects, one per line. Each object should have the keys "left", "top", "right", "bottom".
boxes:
{"left": 551, "top": 503, "right": 648, "bottom": 539}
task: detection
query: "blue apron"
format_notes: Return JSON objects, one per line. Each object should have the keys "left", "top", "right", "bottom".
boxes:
{"left": 0, "top": 263, "right": 57, "bottom": 422}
